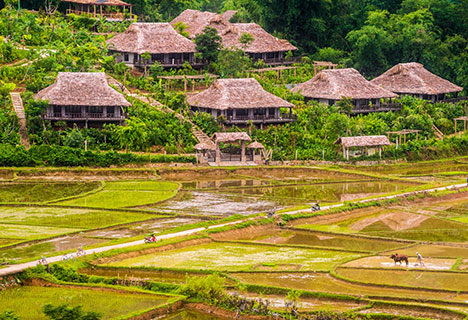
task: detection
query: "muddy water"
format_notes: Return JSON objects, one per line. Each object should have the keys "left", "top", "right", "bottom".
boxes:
{"left": 355, "top": 162, "right": 468, "bottom": 176}
{"left": 230, "top": 272, "right": 468, "bottom": 303}
{"left": 151, "top": 180, "right": 413, "bottom": 216}
{"left": 243, "top": 230, "right": 405, "bottom": 252}
{"left": 162, "top": 310, "right": 223, "bottom": 320}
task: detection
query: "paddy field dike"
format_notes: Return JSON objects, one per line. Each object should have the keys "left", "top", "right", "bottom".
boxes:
{"left": 1, "top": 161, "right": 468, "bottom": 319}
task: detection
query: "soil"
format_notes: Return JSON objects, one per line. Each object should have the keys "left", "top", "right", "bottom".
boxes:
{"left": 184, "top": 303, "right": 271, "bottom": 320}
{"left": 349, "top": 210, "right": 430, "bottom": 231}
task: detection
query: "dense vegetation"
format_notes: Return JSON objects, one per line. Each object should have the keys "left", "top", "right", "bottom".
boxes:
{"left": 0, "top": 1, "right": 467, "bottom": 163}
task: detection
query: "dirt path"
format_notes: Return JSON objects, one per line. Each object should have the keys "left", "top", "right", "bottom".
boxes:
{"left": 1, "top": 182, "right": 466, "bottom": 277}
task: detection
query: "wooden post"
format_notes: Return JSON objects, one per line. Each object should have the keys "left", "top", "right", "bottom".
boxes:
{"left": 416, "top": 131, "right": 419, "bottom": 140}
{"left": 465, "top": 119, "right": 467, "bottom": 132}
{"left": 184, "top": 77, "right": 187, "bottom": 92}
{"left": 404, "top": 132, "right": 406, "bottom": 144}
{"left": 241, "top": 140, "right": 246, "bottom": 163}
{"left": 130, "top": 5, "right": 132, "bottom": 18}
{"left": 399, "top": 134, "right": 401, "bottom": 145}
{"left": 94, "top": 5, "right": 96, "bottom": 17}
{"left": 346, "top": 147, "right": 349, "bottom": 161}
{"left": 379, "top": 146, "right": 382, "bottom": 159}
{"left": 342, "top": 145, "right": 346, "bottom": 159}
{"left": 216, "top": 142, "right": 221, "bottom": 164}
{"left": 294, "top": 68, "right": 296, "bottom": 77}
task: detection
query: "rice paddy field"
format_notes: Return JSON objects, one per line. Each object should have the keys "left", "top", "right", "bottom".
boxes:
{"left": 0, "top": 285, "right": 172, "bottom": 320}
{"left": 3, "top": 164, "right": 468, "bottom": 319}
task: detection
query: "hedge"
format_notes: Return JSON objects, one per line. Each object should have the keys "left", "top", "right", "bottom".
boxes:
{"left": 0, "top": 144, "right": 196, "bottom": 167}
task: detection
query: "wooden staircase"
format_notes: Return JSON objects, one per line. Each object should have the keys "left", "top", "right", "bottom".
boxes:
{"left": 432, "top": 124, "right": 444, "bottom": 140}
{"left": 10, "top": 92, "right": 30, "bottom": 149}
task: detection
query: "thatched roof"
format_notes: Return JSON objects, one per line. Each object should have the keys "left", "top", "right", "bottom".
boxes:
{"left": 221, "top": 23, "right": 297, "bottom": 53}
{"left": 35, "top": 72, "right": 131, "bottom": 107}
{"left": 107, "top": 23, "right": 196, "bottom": 55}
{"left": 334, "top": 136, "right": 391, "bottom": 148}
{"left": 213, "top": 132, "right": 252, "bottom": 143}
{"left": 221, "top": 10, "right": 237, "bottom": 21}
{"left": 187, "top": 78, "right": 294, "bottom": 110}
{"left": 171, "top": 10, "right": 296, "bottom": 53}
{"left": 371, "top": 62, "right": 463, "bottom": 95}
{"left": 194, "top": 142, "right": 216, "bottom": 150}
{"left": 63, "top": 0, "right": 131, "bottom": 6}
{"left": 170, "top": 9, "right": 231, "bottom": 37}
{"left": 291, "top": 68, "right": 397, "bottom": 100}
{"left": 248, "top": 141, "right": 265, "bottom": 149}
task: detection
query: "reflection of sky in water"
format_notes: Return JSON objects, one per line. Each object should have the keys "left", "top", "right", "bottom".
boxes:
{"left": 155, "top": 180, "right": 413, "bottom": 216}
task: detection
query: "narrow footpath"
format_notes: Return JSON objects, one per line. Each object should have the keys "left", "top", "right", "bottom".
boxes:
{"left": 0, "top": 182, "right": 465, "bottom": 277}
{"left": 10, "top": 92, "right": 30, "bottom": 149}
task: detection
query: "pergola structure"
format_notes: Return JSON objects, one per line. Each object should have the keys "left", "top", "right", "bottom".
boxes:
{"left": 194, "top": 142, "right": 215, "bottom": 164}
{"left": 454, "top": 116, "right": 468, "bottom": 134}
{"left": 313, "top": 61, "right": 338, "bottom": 75}
{"left": 213, "top": 132, "right": 252, "bottom": 164}
{"left": 335, "top": 135, "right": 391, "bottom": 160}
{"left": 156, "top": 74, "right": 219, "bottom": 91}
{"left": 246, "top": 66, "right": 299, "bottom": 80}
{"left": 386, "top": 129, "right": 420, "bottom": 145}
{"left": 247, "top": 141, "right": 265, "bottom": 163}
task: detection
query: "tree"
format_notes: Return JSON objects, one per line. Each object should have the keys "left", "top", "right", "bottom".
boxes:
{"left": 213, "top": 47, "right": 251, "bottom": 78}
{"left": 239, "top": 32, "right": 254, "bottom": 49}
{"left": 43, "top": 304, "right": 101, "bottom": 320}
{"left": 63, "top": 129, "right": 84, "bottom": 148}
{"left": 173, "top": 21, "right": 189, "bottom": 38}
{"left": 0, "top": 311, "right": 19, "bottom": 320}
{"left": 194, "top": 26, "right": 222, "bottom": 64}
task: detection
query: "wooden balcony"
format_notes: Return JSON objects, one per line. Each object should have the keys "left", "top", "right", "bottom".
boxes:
{"left": 438, "top": 96, "right": 468, "bottom": 104}
{"left": 66, "top": 9, "right": 136, "bottom": 21}
{"left": 135, "top": 59, "right": 205, "bottom": 68}
{"left": 225, "top": 113, "right": 297, "bottom": 124}
{"left": 352, "top": 103, "right": 402, "bottom": 114}
{"left": 45, "top": 112, "right": 126, "bottom": 121}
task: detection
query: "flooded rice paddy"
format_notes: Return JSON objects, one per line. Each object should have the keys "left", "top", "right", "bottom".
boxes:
{"left": 342, "top": 256, "right": 456, "bottom": 270}
{"left": 104, "top": 242, "right": 362, "bottom": 271}
{"left": 162, "top": 310, "right": 223, "bottom": 320}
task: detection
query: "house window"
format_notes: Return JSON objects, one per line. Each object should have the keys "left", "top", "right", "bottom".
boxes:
{"left": 124, "top": 53, "right": 129, "bottom": 62}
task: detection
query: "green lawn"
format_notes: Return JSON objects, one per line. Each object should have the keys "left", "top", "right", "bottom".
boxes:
{"left": 0, "top": 207, "right": 161, "bottom": 229}
{"left": 0, "top": 182, "right": 100, "bottom": 203}
{"left": 105, "top": 242, "right": 361, "bottom": 271}
{"left": 57, "top": 181, "right": 179, "bottom": 208}
{"left": 0, "top": 286, "right": 171, "bottom": 320}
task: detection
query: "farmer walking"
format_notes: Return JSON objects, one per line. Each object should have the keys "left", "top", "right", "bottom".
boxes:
{"left": 416, "top": 252, "right": 425, "bottom": 266}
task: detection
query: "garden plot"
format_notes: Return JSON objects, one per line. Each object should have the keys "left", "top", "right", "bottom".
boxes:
{"left": 342, "top": 256, "right": 455, "bottom": 270}
{"left": 236, "top": 229, "right": 405, "bottom": 253}
{"left": 336, "top": 267, "right": 468, "bottom": 292}
{"left": 163, "top": 310, "right": 222, "bottom": 319}
{"left": 0, "top": 181, "right": 100, "bottom": 203}
{"left": 104, "top": 242, "right": 361, "bottom": 271}
{"left": 230, "top": 272, "right": 468, "bottom": 303}
{"left": 0, "top": 285, "right": 172, "bottom": 320}
{"left": 0, "top": 224, "right": 81, "bottom": 240}
{"left": 57, "top": 180, "right": 179, "bottom": 208}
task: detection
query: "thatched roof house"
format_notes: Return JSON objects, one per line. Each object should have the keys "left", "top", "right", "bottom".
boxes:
{"left": 170, "top": 9, "right": 231, "bottom": 37}
{"left": 170, "top": 9, "right": 296, "bottom": 65}
{"left": 187, "top": 78, "right": 295, "bottom": 124}
{"left": 63, "top": 0, "right": 134, "bottom": 20}
{"left": 292, "top": 68, "right": 397, "bottom": 112}
{"left": 371, "top": 62, "right": 463, "bottom": 101}
{"left": 107, "top": 23, "right": 198, "bottom": 68}
{"left": 213, "top": 132, "right": 252, "bottom": 143}
{"left": 335, "top": 135, "right": 391, "bottom": 160}
{"left": 36, "top": 72, "right": 130, "bottom": 126}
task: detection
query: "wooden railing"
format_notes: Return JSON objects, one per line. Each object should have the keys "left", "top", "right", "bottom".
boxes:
{"left": 352, "top": 103, "right": 402, "bottom": 113}
{"left": 66, "top": 9, "right": 136, "bottom": 20}
{"left": 226, "top": 113, "right": 297, "bottom": 123}
{"left": 438, "top": 97, "right": 468, "bottom": 104}
{"left": 46, "top": 113, "right": 125, "bottom": 120}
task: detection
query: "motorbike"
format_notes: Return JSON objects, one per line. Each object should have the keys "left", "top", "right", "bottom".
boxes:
{"left": 144, "top": 235, "right": 157, "bottom": 243}
{"left": 311, "top": 202, "right": 320, "bottom": 211}
{"left": 266, "top": 209, "right": 276, "bottom": 218}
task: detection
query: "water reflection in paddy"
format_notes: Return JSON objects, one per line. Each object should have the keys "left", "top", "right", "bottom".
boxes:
{"left": 152, "top": 180, "right": 414, "bottom": 216}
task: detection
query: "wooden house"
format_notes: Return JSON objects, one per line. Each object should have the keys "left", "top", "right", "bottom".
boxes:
{"left": 63, "top": 0, "right": 135, "bottom": 21}
{"left": 107, "top": 23, "right": 199, "bottom": 68}
{"left": 187, "top": 78, "right": 296, "bottom": 125}
{"left": 291, "top": 68, "right": 398, "bottom": 113}
{"left": 371, "top": 62, "right": 463, "bottom": 102}
{"left": 171, "top": 9, "right": 297, "bottom": 65}
{"left": 335, "top": 136, "right": 391, "bottom": 160}
{"left": 35, "top": 72, "right": 131, "bottom": 127}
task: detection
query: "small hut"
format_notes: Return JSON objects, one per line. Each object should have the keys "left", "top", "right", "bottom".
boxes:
{"left": 63, "top": 0, "right": 135, "bottom": 21}
{"left": 194, "top": 142, "right": 215, "bottom": 164}
{"left": 35, "top": 72, "right": 131, "bottom": 127}
{"left": 171, "top": 10, "right": 297, "bottom": 65}
{"left": 107, "top": 23, "right": 198, "bottom": 68}
{"left": 292, "top": 68, "right": 398, "bottom": 113}
{"left": 371, "top": 62, "right": 463, "bottom": 102}
{"left": 248, "top": 141, "right": 265, "bottom": 163}
{"left": 212, "top": 132, "right": 252, "bottom": 163}
{"left": 187, "top": 78, "right": 295, "bottom": 125}
{"left": 334, "top": 135, "right": 391, "bottom": 160}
